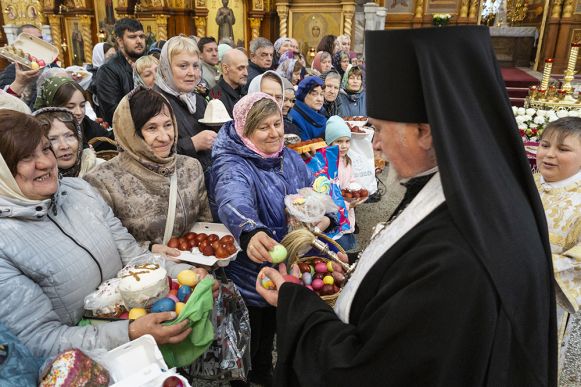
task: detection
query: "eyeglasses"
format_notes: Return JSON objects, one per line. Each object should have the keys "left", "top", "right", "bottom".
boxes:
{"left": 48, "top": 132, "right": 78, "bottom": 146}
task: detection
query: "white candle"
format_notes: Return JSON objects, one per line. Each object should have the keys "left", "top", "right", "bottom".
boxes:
{"left": 541, "top": 59, "right": 553, "bottom": 91}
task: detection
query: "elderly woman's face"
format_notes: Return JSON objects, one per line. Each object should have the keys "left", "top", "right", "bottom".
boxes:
{"left": 171, "top": 51, "right": 201, "bottom": 93}
{"left": 324, "top": 77, "right": 340, "bottom": 102}
{"left": 140, "top": 64, "right": 158, "bottom": 88}
{"left": 279, "top": 41, "right": 292, "bottom": 55}
{"left": 304, "top": 85, "right": 325, "bottom": 111}
{"left": 248, "top": 112, "right": 284, "bottom": 154}
{"left": 340, "top": 38, "right": 350, "bottom": 52}
{"left": 320, "top": 57, "right": 332, "bottom": 73}
{"left": 47, "top": 119, "right": 79, "bottom": 170}
{"left": 15, "top": 137, "right": 58, "bottom": 200}
{"left": 140, "top": 105, "right": 175, "bottom": 158}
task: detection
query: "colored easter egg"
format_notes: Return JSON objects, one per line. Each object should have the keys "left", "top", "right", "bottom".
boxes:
{"left": 323, "top": 275, "right": 334, "bottom": 286}
{"left": 128, "top": 308, "right": 147, "bottom": 320}
{"left": 326, "top": 261, "right": 334, "bottom": 272}
{"left": 311, "top": 278, "right": 324, "bottom": 290}
{"left": 150, "top": 297, "right": 176, "bottom": 313}
{"left": 302, "top": 272, "right": 312, "bottom": 286}
{"left": 269, "top": 244, "right": 288, "bottom": 263}
{"left": 175, "top": 302, "right": 186, "bottom": 315}
{"left": 177, "top": 270, "right": 199, "bottom": 287}
{"left": 283, "top": 274, "right": 301, "bottom": 284}
{"left": 261, "top": 276, "right": 275, "bottom": 290}
{"left": 167, "top": 294, "right": 179, "bottom": 303}
{"left": 315, "top": 262, "right": 327, "bottom": 274}
{"left": 177, "top": 285, "right": 192, "bottom": 302}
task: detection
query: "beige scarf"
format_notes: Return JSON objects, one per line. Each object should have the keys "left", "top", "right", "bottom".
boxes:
{"left": 113, "top": 89, "right": 178, "bottom": 177}
{"left": 0, "top": 153, "right": 43, "bottom": 205}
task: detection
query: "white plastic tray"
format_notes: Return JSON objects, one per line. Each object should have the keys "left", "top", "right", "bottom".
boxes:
{"left": 177, "top": 222, "right": 240, "bottom": 267}
{"left": 0, "top": 32, "right": 58, "bottom": 69}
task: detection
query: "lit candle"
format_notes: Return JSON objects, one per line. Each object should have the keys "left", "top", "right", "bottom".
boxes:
{"left": 567, "top": 43, "right": 581, "bottom": 73}
{"left": 541, "top": 58, "right": 554, "bottom": 91}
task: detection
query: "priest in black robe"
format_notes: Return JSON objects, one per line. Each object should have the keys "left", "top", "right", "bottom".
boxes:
{"left": 254, "top": 26, "right": 557, "bottom": 386}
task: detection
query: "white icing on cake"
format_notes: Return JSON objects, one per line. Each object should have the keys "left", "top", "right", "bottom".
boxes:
{"left": 118, "top": 263, "right": 167, "bottom": 292}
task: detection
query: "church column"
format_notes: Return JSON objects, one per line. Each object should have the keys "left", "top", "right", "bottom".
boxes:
{"left": 156, "top": 14, "right": 169, "bottom": 40}
{"left": 193, "top": 16, "right": 207, "bottom": 37}
{"left": 551, "top": 0, "right": 563, "bottom": 19}
{"left": 563, "top": 0, "right": 575, "bottom": 18}
{"left": 459, "top": 0, "right": 469, "bottom": 19}
{"left": 468, "top": 0, "right": 479, "bottom": 21}
{"left": 276, "top": 2, "right": 289, "bottom": 37}
{"left": 47, "top": 14, "right": 64, "bottom": 64}
{"left": 249, "top": 17, "right": 262, "bottom": 40}
{"left": 79, "top": 15, "right": 93, "bottom": 64}
{"left": 342, "top": 3, "right": 356, "bottom": 37}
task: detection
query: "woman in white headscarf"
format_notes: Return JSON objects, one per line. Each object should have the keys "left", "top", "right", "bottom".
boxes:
{"left": 154, "top": 36, "right": 215, "bottom": 172}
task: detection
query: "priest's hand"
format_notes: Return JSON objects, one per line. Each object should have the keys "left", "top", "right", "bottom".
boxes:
{"left": 256, "top": 263, "right": 301, "bottom": 307}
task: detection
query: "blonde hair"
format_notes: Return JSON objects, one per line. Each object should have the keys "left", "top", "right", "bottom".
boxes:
{"left": 135, "top": 55, "right": 159, "bottom": 75}
{"left": 167, "top": 36, "right": 199, "bottom": 63}
{"left": 244, "top": 98, "right": 281, "bottom": 137}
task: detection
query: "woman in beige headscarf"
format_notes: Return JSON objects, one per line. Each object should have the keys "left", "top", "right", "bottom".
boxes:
{"left": 84, "top": 87, "right": 212, "bottom": 256}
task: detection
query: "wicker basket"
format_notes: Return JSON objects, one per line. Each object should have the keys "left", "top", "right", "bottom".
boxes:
{"left": 88, "top": 136, "right": 119, "bottom": 161}
{"left": 296, "top": 257, "right": 341, "bottom": 307}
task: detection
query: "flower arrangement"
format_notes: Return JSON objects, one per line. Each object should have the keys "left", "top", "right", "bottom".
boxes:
{"left": 512, "top": 106, "right": 581, "bottom": 142}
{"left": 432, "top": 14, "right": 452, "bottom": 27}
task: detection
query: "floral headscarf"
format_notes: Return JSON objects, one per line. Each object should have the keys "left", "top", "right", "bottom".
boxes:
{"left": 341, "top": 64, "right": 363, "bottom": 93}
{"left": 233, "top": 92, "right": 284, "bottom": 158}
{"left": 333, "top": 50, "right": 350, "bottom": 78}
{"left": 113, "top": 87, "right": 177, "bottom": 176}
{"left": 33, "top": 107, "right": 85, "bottom": 178}
{"left": 34, "top": 76, "right": 75, "bottom": 110}
{"left": 155, "top": 36, "right": 199, "bottom": 115}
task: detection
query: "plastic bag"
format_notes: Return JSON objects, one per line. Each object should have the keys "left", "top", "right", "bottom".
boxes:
{"left": 39, "top": 348, "right": 110, "bottom": 387}
{"left": 188, "top": 277, "right": 251, "bottom": 382}
{"left": 285, "top": 187, "right": 337, "bottom": 224}
{"left": 307, "top": 145, "right": 351, "bottom": 237}
{"left": 349, "top": 130, "right": 378, "bottom": 194}
{"left": 83, "top": 277, "right": 125, "bottom": 318}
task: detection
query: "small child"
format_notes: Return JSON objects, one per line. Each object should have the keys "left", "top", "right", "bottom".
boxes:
{"left": 325, "top": 115, "right": 357, "bottom": 251}
{"left": 535, "top": 116, "right": 581, "bottom": 381}
{"left": 337, "top": 64, "right": 366, "bottom": 117}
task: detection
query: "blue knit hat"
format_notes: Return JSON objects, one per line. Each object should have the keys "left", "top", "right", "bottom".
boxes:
{"left": 325, "top": 115, "right": 351, "bottom": 145}
{"left": 295, "top": 76, "right": 323, "bottom": 102}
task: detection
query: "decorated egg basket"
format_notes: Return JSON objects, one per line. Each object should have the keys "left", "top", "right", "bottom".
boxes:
{"left": 287, "top": 232, "right": 347, "bottom": 307}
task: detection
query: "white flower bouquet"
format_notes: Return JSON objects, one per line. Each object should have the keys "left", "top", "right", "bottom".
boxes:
{"left": 512, "top": 106, "right": 581, "bottom": 142}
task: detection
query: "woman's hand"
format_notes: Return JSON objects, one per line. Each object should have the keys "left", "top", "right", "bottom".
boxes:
{"left": 247, "top": 231, "right": 278, "bottom": 263}
{"left": 314, "top": 216, "right": 331, "bottom": 232}
{"left": 128, "top": 311, "right": 191, "bottom": 344}
{"left": 10, "top": 63, "right": 40, "bottom": 96}
{"left": 191, "top": 130, "right": 217, "bottom": 151}
{"left": 151, "top": 244, "right": 180, "bottom": 259}
{"left": 256, "top": 263, "right": 301, "bottom": 306}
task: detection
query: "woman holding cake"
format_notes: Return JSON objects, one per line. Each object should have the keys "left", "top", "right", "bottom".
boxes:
{"left": 208, "top": 92, "right": 330, "bottom": 386}
{"left": 0, "top": 109, "right": 200, "bottom": 358}
{"left": 85, "top": 87, "right": 212, "bottom": 257}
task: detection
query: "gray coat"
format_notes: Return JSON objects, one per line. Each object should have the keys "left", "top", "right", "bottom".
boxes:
{"left": 0, "top": 178, "right": 150, "bottom": 358}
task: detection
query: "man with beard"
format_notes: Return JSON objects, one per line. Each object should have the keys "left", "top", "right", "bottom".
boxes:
{"left": 95, "top": 18, "right": 145, "bottom": 123}
{"left": 210, "top": 48, "right": 248, "bottom": 117}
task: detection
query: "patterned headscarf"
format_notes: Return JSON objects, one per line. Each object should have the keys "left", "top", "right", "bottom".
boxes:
{"left": 341, "top": 64, "right": 363, "bottom": 92}
{"left": 233, "top": 92, "right": 284, "bottom": 158}
{"left": 34, "top": 76, "right": 76, "bottom": 110}
{"left": 33, "top": 107, "right": 84, "bottom": 178}
{"left": 113, "top": 87, "right": 178, "bottom": 176}
{"left": 274, "top": 37, "right": 292, "bottom": 54}
{"left": 333, "top": 50, "right": 350, "bottom": 78}
{"left": 155, "top": 36, "right": 199, "bottom": 115}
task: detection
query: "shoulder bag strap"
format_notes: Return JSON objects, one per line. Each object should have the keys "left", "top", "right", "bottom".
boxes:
{"left": 163, "top": 173, "right": 178, "bottom": 245}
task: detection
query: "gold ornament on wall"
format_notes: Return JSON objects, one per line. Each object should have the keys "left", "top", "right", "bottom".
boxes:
{"left": 507, "top": 0, "right": 528, "bottom": 23}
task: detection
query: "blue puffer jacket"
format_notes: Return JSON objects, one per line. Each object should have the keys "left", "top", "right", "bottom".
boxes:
{"left": 288, "top": 100, "right": 328, "bottom": 141}
{"left": 208, "top": 121, "right": 314, "bottom": 306}
{"left": 337, "top": 89, "right": 367, "bottom": 117}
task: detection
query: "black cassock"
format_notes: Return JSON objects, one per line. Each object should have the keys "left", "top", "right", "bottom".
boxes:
{"left": 275, "top": 203, "right": 543, "bottom": 386}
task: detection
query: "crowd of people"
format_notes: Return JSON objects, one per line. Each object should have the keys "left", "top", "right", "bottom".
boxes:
{"left": 0, "top": 18, "right": 578, "bottom": 387}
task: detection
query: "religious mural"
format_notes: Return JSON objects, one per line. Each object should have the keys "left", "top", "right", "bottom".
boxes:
{"left": 426, "top": 0, "right": 459, "bottom": 14}
{"left": 206, "top": 0, "right": 246, "bottom": 46}
{"left": 94, "top": 0, "right": 119, "bottom": 43}
{"left": 386, "top": 0, "right": 415, "bottom": 14}
{"left": 66, "top": 18, "right": 85, "bottom": 65}
{"left": 290, "top": 10, "right": 342, "bottom": 58}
